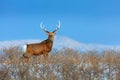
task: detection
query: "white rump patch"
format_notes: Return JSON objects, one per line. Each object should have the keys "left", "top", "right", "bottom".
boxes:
{"left": 22, "top": 45, "right": 27, "bottom": 53}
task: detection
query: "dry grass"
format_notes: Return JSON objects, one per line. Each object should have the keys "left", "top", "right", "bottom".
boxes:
{"left": 0, "top": 47, "right": 120, "bottom": 80}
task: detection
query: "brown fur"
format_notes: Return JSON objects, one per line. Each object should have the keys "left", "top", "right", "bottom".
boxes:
{"left": 26, "top": 37, "right": 53, "bottom": 55}
{"left": 22, "top": 22, "right": 60, "bottom": 63}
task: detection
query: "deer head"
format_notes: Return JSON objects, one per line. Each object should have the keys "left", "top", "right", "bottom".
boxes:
{"left": 40, "top": 21, "right": 61, "bottom": 41}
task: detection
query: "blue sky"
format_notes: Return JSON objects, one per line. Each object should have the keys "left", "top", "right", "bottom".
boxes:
{"left": 0, "top": 0, "right": 120, "bottom": 45}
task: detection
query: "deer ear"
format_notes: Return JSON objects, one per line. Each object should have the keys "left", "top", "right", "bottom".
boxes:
{"left": 45, "top": 31, "right": 50, "bottom": 35}
{"left": 52, "top": 31, "right": 56, "bottom": 35}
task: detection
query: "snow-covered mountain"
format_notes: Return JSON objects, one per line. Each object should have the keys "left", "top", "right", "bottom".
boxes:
{"left": 0, "top": 36, "right": 120, "bottom": 51}
{"left": 54, "top": 36, "right": 120, "bottom": 51}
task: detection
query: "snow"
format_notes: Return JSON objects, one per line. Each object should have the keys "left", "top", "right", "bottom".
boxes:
{"left": 0, "top": 36, "right": 120, "bottom": 51}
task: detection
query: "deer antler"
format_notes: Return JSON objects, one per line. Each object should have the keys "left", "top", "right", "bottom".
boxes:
{"left": 40, "top": 22, "right": 49, "bottom": 33}
{"left": 53, "top": 21, "right": 61, "bottom": 33}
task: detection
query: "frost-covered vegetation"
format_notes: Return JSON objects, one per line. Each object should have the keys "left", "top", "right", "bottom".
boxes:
{"left": 0, "top": 47, "right": 120, "bottom": 80}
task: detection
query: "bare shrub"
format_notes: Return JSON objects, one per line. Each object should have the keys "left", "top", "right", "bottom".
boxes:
{"left": 0, "top": 47, "right": 120, "bottom": 80}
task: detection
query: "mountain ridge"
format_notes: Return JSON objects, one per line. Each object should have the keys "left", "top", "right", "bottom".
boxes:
{"left": 0, "top": 36, "right": 120, "bottom": 51}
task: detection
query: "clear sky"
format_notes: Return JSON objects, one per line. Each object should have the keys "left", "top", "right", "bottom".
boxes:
{"left": 0, "top": 0, "right": 120, "bottom": 45}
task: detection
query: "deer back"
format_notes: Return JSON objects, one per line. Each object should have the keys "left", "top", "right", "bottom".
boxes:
{"left": 26, "top": 39, "right": 53, "bottom": 55}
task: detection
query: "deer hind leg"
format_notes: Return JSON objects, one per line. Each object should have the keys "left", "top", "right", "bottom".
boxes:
{"left": 22, "top": 53, "right": 30, "bottom": 63}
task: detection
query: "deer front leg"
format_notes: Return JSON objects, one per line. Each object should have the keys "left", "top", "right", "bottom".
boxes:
{"left": 43, "top": 53, "right": 49, "bottom": 63}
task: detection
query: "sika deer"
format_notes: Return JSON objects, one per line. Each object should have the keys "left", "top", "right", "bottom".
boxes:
{"left": 22, "top": 21, "right": 60, "bottom": 62}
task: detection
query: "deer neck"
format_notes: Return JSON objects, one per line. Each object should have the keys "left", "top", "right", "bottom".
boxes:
{"left": 45, "top": 36, "right": 54, "bottom": 50}
{"left": 48, "top": 36, "right": 54, "bottom": 42}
